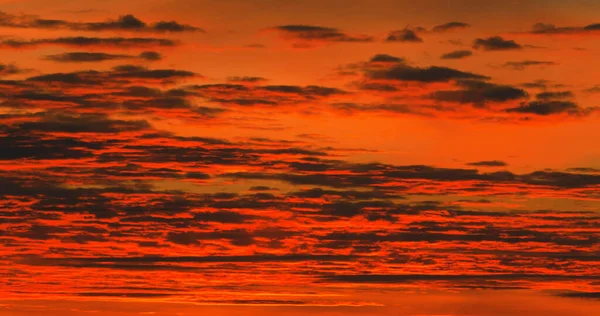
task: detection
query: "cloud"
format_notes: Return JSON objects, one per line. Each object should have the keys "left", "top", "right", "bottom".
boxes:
{"left": 0, "top": 36, "right": 176, "bottom": 49}
{"left": 555, "top": 292, "right": 600, "bottom": 299}
{"left": 432, "top": 22, "right": 471, "bottom": 32}
{"left": 0, "top": 63, "right": 29, "bottom": 76}
{"left": 367, "top": 64, "right": 489, "bottom": 82}
{"left": 536, "top": 91, "right": 574, "bottom": 100}
{"left": 191, "top": 83, "right": 346, "bottom": 107}
{"left": 473, "top": 36, "right": 522, "bottom": 50}
{"left": 369, "top": 54, "right": 404, "bottom": 63}
{"left": 430, "top": 80, "right": 527, "bottom": 106}
{"left": 0, "top": 11, "right": 201, "bottom": 33}
{"left": 139, "top": 51, "right": 163, "bottom": 61}
{"left": 527, "top": 22, "right": 600, "bottom": 35}
{"left": 467, "top": 160, "right": 508, "bottom": 167}
{"left": 11, "top": 112, "right": 149, "bottom": 134}
{"left": 385, "top": 29, "right": 423, "bottom": 42}
{"left": 506, "top": 100, "right": 593, "bottom": 116}
{"left": 321, "top": 273, "right": 599, "bottom": 284}
{"left": 43, "top": 52, "right": 134, "bottom": 62}
{"left": 270, "top": 25, "right": 374, "bottom": 45}
{"left": 440, "top": 50, "right": 472, "bottom": 59}
{"left": 502, "top": 60, "right": 557, "bottom": 70}
{"left": 227, "top": 76, "right": 268, "bottom": 83}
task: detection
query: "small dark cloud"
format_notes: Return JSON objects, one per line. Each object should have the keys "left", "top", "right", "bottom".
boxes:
{"left": 502, "top": 60, "right": 557, "bottom": 70}
{"left": 528, "top": 22, "right": 600, "bottom": 35}
{"left": 368, "top": 65, "right": 489, "bottom": 83}
{"left": 555, "top": 292, "right": 600, "bottom": 299}
{"left": 43, "top": 52, "right": 133, "bottom": 62}
{"left": 1, "top": 37, "right": 176, "bottom": 49}
{"left": 536, "top": 91, "right": 574, "bottom": 100}
{"left": 272, "top": 25, "right": 374, "bottom": 43}
{"left": 566, "top": 167, "right": 600, "bottom": 173}
{"left": 0, "top": 12, "right": 201, "bottom": 33}
{"left": 139, "top": 51, "right": 162, "bottom": 61}
{"left": 0, "top": 63, "right": 29, "bottom": 76}
{"left": 432, "top": 22, "right": 470, "bottom": 32}
{"left": 584, "top": 85, "right": 600, "bottom": 94}
{"left": 506, "top": 100, "right": 591, "bottom": 116}
{"left": 249, "top": 186, "right": 277, "bottom": 191}
{"left": 227, "top": 76, "right": 268, "bottom": 83}
{"left": 385, "top": 29, "right": 423, "bottom": 42}
{"left": 321, "top": 273, "right": 598, "bottom": 284}
{"left": 467, "top": 160, "right": 508, "bottom": 167}
{"left": 76, "top": 292, "right": 174, "bottom": 298}
{"left": 369, "top": 54, "right": 404, "bottom": 63}
{"left": 14, "top": 112, "right": 150, "bottom": 133}
{"left": 431, "top": 80, "right": 527, "bottom": 106}
{"left": 193, "top": 210, "right": 258, "bottom": 224}
{"left": 473, "top": 36, "right": 522, "bottom": 51}
{"left": 440, "top": 50, "right": 472, "bottom": 59}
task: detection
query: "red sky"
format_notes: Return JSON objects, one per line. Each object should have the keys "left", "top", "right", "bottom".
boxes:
{"left": 0, "top": 1, "right": 599, "bottom": 315}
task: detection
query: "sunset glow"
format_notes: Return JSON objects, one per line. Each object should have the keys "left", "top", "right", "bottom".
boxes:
{"left": 1, "top": 1, "right": 599, "bottom": 315}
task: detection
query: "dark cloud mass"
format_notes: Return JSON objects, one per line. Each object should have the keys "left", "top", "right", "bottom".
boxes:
{"left": 272, "top": 24, "right": 374, "bottom": 43}
{"left": 432, "top": 22, "right": 471, "bottom": 32}
{"left": 467, "top": 160, "right": 508, "bottom": 167}
{"left": 528, "top": 22, "right": 600, "bottom": 35}
{"left": 0, "top": 11, "right": 201, "bottom": 32}
{"left": 440, "top": 50, "right": 472, "bottom": 59}
{"left": 1, "top": 5, "right": 600, "bottom": 310}
{"left": 385, "top": 29, "right": 423, "bottom": 42}
{"left": 368, "top": 64, "right": 489, "bottom": 82}
{"left": 473, "top": 36, "right": 523, "bottom": 50}
{"left": 44, "top": 52, "right": 134, "bottom": 62}
{"left": 502, "top": 60, "right": 557, "bottom": 70}
{"left": 370, "top": 54, "right": 404, "bottom": 63}
{"left": 0, "top": 36, "right": 176, "bottom": 48}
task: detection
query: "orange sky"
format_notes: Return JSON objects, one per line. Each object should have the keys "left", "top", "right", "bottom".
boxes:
{"left": 0, "top": 1, "right": 599, "bottom": 315}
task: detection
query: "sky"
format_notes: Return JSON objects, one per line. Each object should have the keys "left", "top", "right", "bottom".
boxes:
{"left": 0, "top": 0, "right": 599, "bottom": 315}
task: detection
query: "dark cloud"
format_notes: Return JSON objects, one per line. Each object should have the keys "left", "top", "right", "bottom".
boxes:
{"left": 385, "top": 29, "right": 423, "bottom": 42}
{"left": 583, "top": 85, "right": 600, "bottom": 94}
{"left": 431, "top": 80, "right": 527, "bottom": 106}
{"left": 467, "top": 160, "right": 508, "bottom": 167}
{"left": 227, "top": 76, "right": 268, "bottom": 83}
{"left": 369, "top": 54, "right": 404, "bottom": 63}
{"left": 13, "top": 112, "right": 150, "bottom": 133}
{"left": 473, "top": 36, "right": 522, "bottom": 51}
{"left": 440, "top": 50, "right": 472, "bottom": 59}
{"left": 528, "top": 22, "right": 600, "bottom": 35}
{"left": 0, "top": 63, "right": 29, "bottom": 76}
{"left": 193, "top": 210, "right": 259, "bottom": 223}
{"left": 249, "top": 186, "right": 277, "bottom": 191}
{"left": 191, "top": 83, "right": 345, "bottom": 107}
{"left": 24, "top": 65, "right": 195, "bottom": 87}
{"left": 322, "top": 273, "right": 599, "bottom": 284}
{"left": 536, "top": 91, "right": 574, "bottom": 100}
{"left": 272, "top": 25, "right": 374, "bottom": 43}
{"left": 0, "top": 134, "right": 99, "bottom": 160}
{"left": 1, "top": 36, "right": 176, "bottom": 49}
{"left": 566, "top": 167, "right": 600, "bottom": 173}
{"left": 432, "top": 22, "right": 471, "bottom": 32}
{"left": 506, "top": 100, "right": 591, "bottom": 116}
{"left": 502, "top": 60, "right": 557, "bottom": 70}
{"left": 25, "top": 254, "right": 360, "bottom": 266}
{"left": 555, "top": 292, "right": 600, "bottom": 299}
{"left": 0, "top": 12, "right": 201, "bottom": 33}
{"left": 44, "top": 51, "right": 163, "bottom": 63}
{"left": 139, "top": 51, "right": 162, "bottom": 61}
{"left": 76, "top": 292, "right": 174, "bottom": 298}
{"left": 367, "top": 64, "right": 489, "bottom": 83}
{"left": 44, "top": 52, "right": 134, "bottom": 62}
